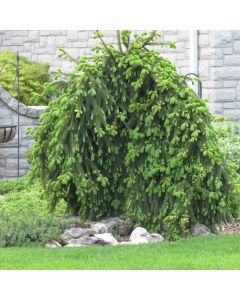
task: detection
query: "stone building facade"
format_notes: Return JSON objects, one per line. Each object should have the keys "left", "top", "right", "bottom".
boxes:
{"left": 1, "top": 30, "right": 240, "bottom": 118}
{"left": 1, "top": 30, "right": 240, "bottom": 178}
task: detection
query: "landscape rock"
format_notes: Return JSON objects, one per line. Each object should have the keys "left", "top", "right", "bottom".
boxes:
{"left": 61, "top": 227, "right": 93, "bottom": 242}
{"left": 118, "top": 222, "right": 134, "bottom": 236}
{"left": 90, "top": 223, "right": 108, "bottom": 234}
{"left": 0, "top": 195, "right": 5, "bottom": 201}
{"left": 94, "top": 233, "right": 118, "bottom": 245}
{"left": 130, "top": 227, "right": 150, "bottom": 241}
{"left": 148, "top": 233, "right": 164, "bottom": 243}
{"left": 191, "top": 223, "right": 212, "bottom": 236}
{"left": 131, "top": 237, "right": 149, "bottom": 245}
{"left": 101, "top": 217, "right": 124, "bottom": 234}
{"left": 45, "top": 240, "right": 62, "bottom": 248}
{"left": 67, "top": 235, "right": 98, "bottom": 247}
{"left": 119, "top": 241, "right": 132, "bottom": 246}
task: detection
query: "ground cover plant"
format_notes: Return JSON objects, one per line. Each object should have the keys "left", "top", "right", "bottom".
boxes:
{"left": 0, "top": 235, "right": 240, "bottom": 270}
{"left": 213, "top": 120, "right": 240, "bottom": 174}
{"left": 0, "top": 176, "right": 72, "bottom": 247}
{"left": 0, "top": 51, "right": 50, "bottom": 105}
{"left": 30, "top": 30, "right": 240, "bottom": 240}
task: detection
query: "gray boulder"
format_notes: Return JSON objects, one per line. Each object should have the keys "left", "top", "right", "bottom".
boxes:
{"left": 130, "top": 227, "right": 150, "bottom": 241}
{"left": 101, "top": 217, "right": 124, "bottom": 234}
{"left": 66, "top": 235, "right": 98, "bottom": 247}
{"left": 94, "top": 233, "right": 118, "bottom": 245}
{"left": 61, "top": 227, "right": 93, "bottom": 242}
{"left": 191, "top": 223, "right": 212, "bottom": 236}
{"left": 90, "top": 223, "right": 108, "bottom": 234}
{"left": 147, "top": 233, "right": 164, "bottom": 243}
{"left": 118, "top": 222, "right": 134, "bottom": 236}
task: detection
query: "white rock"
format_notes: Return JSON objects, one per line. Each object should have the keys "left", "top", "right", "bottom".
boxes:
{"left": 119, "top": 241, "right": 133, "bottom": 246}
{"left": 191, "top": 223, "right": 212, "bottom": 236}
{"left": 131, "top": 237, "right": 149, "bottom": 245}
{"left": 147, "top": 233, "right": 164, "bottom": 243}
{"left": 0, "top": 195, "right": 5, "bottom": 201}
{"left": 130, "top": 227, "right": 150, "bottom": 241}
{"left": 91, "top": 223, "right": 107, "bottom": 234}
{"left": 45, "top": 240, "right": 62, "bottom": 248}
{"left": 94, "top": 233, "right": 118, "bottom": 245}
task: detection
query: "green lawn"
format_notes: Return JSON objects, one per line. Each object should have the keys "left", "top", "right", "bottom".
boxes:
{"left": 0, "top": 235, "right": 240, "bottom": 270}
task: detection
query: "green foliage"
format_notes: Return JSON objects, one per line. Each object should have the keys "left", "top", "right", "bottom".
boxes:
{"left": 0, "top": 51, "right": 50, "bottom": 105}
{"left": 213, "top": 120, "right": 240, "bottom": 174}
{"left": 0, "top": 176, "right": 67, "bottom": 217}
{"left": 0, "top": 210, "right": 71, "bottom": 247}
{"left": 31, "top": 30, "right": 239, "bottom": 239}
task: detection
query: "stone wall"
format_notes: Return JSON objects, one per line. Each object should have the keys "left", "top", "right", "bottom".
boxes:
{"left": 0, "top": 85, "right": 46, "bottom": 178}
{"left": 3, "top": 30, "right": 240, "bottom": 118}
{"left": 198, "top": 30, "right": 240, "bottom": 117}
{"left": 0, "top": 30, "right": 190, "bottom": 74}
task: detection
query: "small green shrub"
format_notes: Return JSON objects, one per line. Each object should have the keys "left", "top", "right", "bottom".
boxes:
{"left": 214, "top": 120, "right": 240, "bottom": 174}
{"left": 0, "top": 210, "right": 71, "bottom": 247}
{"left": 0, "top": 51, "right": 50, "bottom": 105}
{"left": 0, "top": 176, "right": 67, "bottom": 217}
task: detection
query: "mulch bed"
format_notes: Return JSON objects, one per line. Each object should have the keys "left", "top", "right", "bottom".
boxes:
{"left": 218, "top": 219, "right": 240, "bottom": 235}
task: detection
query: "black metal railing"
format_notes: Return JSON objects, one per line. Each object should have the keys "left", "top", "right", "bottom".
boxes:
{"left": 0, "top": 52, "right": 20, "bottom": 178}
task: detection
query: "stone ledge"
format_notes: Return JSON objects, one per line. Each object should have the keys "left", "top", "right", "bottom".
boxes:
{"left": 0, "top": 85, "right": 47, "bottom": 118}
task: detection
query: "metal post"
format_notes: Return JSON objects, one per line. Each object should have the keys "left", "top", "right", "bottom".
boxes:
{"left": 17, "top": 52, "right": 20, "bottom": 178}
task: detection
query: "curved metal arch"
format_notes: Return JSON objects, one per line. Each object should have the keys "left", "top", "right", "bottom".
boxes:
{"left": 184, "top": 72, "right": 202, "bottom": 99}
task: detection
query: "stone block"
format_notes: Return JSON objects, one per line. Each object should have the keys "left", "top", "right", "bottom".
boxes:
{"left": 224, "top": 55, "right": 240, "bottom": 65}
{"left": 210, "top": 88, "right": 236, "bottom": 101}
{"left": 0, "top": 159, "right": 6, "bottom": 168}
{"left": 208, "top": 59, "right": 223, "bottom": 67}
{"left": 223, "top": 102, "right": 236, "bottom": 109}
{"left": 233, "top": 31, "right": 240, "bottom": 40}
{"left": 178, "top": 31, "right": 189, "bottom": 41}
{"left": 212, "top": 66, "right": 240, "bottom": 80}
{"left": 25, "top": 31, "right": 39, "bottom": 42}
{"left": 223, "top": 47, "right": 233, "bottom": 55}
{"left": 0, "top": 167, "right": 6, "bottom": 177}
{"left": 78, "top": 32, "right": 89, "bottom": 42}
{"left": 200, "top": 48, "right": 222, "bottom": 59}
{"left": 208, "top": 102, "right": 223, "bottom": 114}
{"left": 102, "top": 30, "right": 117, "bottom": 37}
{"left": 199, "top": 34, "right": 209, "bottom": 47}
{"left": 223, "top": 80, "right": 237, "bottom": 88}
{"left": 176, "top": 52, "right": 186, "bottom": 60}
{"left": 163, "top": 35, "right": 178, "bottom": 42}
{"left": 11, "top": 37, "right": 24, "bottom": 46}
{"left": 234, "top": 41, "right": 240, "bottom": 53}
{"left": 55, "top": 36, "right": 67, "bottom": 46}
{"left": 67, "top": 31, "right": 79, "bottom": 42}
{"left": 199, "top": 60, "right": 209, "bottom": 79}
{"left": 209, "top": 31, "right": 232, "bottom": 47}
{"left": 176, "top": 59, "right": 189, "bottom": 67}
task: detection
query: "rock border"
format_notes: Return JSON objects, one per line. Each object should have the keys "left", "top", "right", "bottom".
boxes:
{"left": 0, "top": 84, "right": 47, "bottom": 118}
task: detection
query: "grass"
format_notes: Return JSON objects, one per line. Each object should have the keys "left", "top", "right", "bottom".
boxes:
{"left": 0, "top": 234, "right": 240, "bottom": 270}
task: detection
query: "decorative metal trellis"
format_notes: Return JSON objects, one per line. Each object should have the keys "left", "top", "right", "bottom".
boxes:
{"left": 184, "top": 72, "right": 202, "bottom": 99}
{"left": 0, "top": 52, "right": 20, "bottom": 178}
